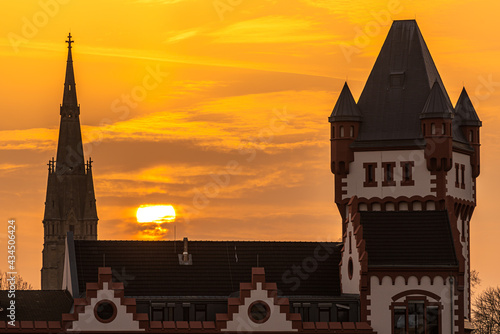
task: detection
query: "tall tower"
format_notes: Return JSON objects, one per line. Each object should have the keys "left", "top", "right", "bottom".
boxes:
{"left": 41, "top": 34, "right": 98, "bottom": 290}
{"left": 330, "top": 21, "right": 480, "bottom": 333}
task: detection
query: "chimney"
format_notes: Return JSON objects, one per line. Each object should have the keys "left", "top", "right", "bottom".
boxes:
{"left": 178, "top": 237, "right": 192, "bottom": 265}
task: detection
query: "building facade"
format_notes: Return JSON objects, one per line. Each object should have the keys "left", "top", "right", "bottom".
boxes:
{"left": 330, "top": 20, "right": 480, "bottom": 333}
{"left": 0, "top": 20, "right": 480, "bottom": 333}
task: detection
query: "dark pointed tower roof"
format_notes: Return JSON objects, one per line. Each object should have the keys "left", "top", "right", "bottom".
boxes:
{"left": 420, "top": 81, "right": 454, "bottom": 119}
{"left": 354, "top": 20, "right": 453, "bottom": 147}
{"left": 62, "top": 33, "right": 78, "bottom": 108}
{"left": 455, "top": 88, "right": 482, "bottom": 127}
{"left": 56, "top": 33, "right": 84, "bottom": 175}
{"left": 329, "top": 82, "right": 362, "bottom": 122}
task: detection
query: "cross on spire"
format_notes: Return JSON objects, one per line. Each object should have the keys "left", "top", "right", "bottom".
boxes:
{"left": 66, "top": 33, "right": 74, "bottom": 49}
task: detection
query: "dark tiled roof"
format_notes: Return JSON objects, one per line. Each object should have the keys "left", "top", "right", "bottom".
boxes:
{"left": 329, "top": 82, "right": 362, "bottom": 122}
{"left": 455, "top": 88, "right": 482, "bottom": 127}
{"left": 74, "top": 240, "right": 342, "bottom": 297}
{"left": 354, "top": 20, "right": 453, "bottom": 147}
{"left": 359, "top": 211, "right": 458, "bottom": 267}
{"left": 0, "top": 290, "right": 73, "bottom": 321}
{"left": 420, "top": 81, "right": 453, "bottom": 119}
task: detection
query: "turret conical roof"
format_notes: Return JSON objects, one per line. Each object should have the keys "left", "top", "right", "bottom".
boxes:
{"left": 329, "top": 82, "right": 362, "bottom": 122}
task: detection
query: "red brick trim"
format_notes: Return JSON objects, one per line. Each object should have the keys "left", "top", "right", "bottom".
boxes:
{"left": 391, "top": 289, "right": 441, "bottom": 302}
{"left": 61, "top": 267, "right": 149, "bottom": 331}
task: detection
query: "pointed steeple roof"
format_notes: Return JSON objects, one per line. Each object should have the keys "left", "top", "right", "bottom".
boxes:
{"left": 56, "top": 33, "right": 84, "bottom": 175}
{"left": 62, "top": 33, "right": 78, "bottom": 108}
{"left": 354, "top": 20, "right": 453, "bottom": 146}
{"left": 455, "top": 88, "right": 482, "bottom": 126}
{"left": 329, "top": 82, "right": 362, "bottom": 122}
{"left": 420, "top": 81, "right": 454, "bottom": 119}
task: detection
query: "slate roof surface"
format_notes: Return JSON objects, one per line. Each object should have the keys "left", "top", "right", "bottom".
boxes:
{"left": 351, "top": 20, "right": 470, "bottom": 149}
{"left": 359, "top": 211, "right": 458, "bottom": 267}
{"left": 74, "top": 240, "right": 342, "bottom": 297}
{"left": 0, "top": 290, "right": 73, "bottom": 321}
{"left": 329, "top": 82, "right": 362, "bottom": 122}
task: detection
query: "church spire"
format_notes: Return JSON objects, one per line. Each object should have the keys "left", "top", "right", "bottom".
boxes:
{"left": 56, "top": 33, "right": 84, "bottom": 174}
{"left": 62, "top": 33, "right": 78, "bottom": 109}
{"left": 42, "top": 33, "right": 98, "bottom": 290}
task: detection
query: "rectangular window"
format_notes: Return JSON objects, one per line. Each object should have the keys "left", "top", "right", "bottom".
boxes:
{"left": 151, "top": 303, "right": 165, "bottom": 321}
{"left": 319, "top": 308, "right": 330, "bottom": 322}
{"left": 195, "top": 304, "right": 206, "bottom": 321}
{"left": 461, "top": 164, "right": 466, "bottom": 189}
{"left": 301, "top": 303, "right": 310, "bottom": 322}
{"left": 383, "top": 162, "right": 396, "bottom": 186}
{"left": 426, "top": 306, "right": 439, "bottom": 334}
{"left": 393, "top": 307, "right": 406, "bottom": 334}
{"left": 408, "top": 302, "right": 424, "bottom": 333}
{"left": 455, "top": 163, "right": 460, "bottom": 188}
{"left": 336, "top": 304, "right": 349, "bottom": 322}
{"left": 183, "top": 303, "right": 190, "bottom": 321}
{"left": 392, "top": 302, "right": 440, "bottom": 334}
{"left": 167, "top": 303, "right": 175, "bottom": 321}
{"left": 400, "top": 161, "right": 415, "bottom": 186}
{"left": 363, "top": 163, "right": 377, "bottom": 187}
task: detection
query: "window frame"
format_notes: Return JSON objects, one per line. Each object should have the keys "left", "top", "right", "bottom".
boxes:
{"left": 390, "top": 296, "right": 442, "bottom": 334}
{"left": 363, "top": 162, "right": 378, "bottom": 187}
{"left": 400, "top": 161, "right": 415, "bottom": 186}
{"left": 382, "top": 162, "right": 396, "bottom": 187}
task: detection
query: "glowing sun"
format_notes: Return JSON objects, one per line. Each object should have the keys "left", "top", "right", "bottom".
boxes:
{"left": 136, "top": 204, "right": 176, "bottom": 223}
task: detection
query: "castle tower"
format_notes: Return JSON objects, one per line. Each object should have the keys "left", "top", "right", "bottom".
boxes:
{"left": 41, "top": 34, "right": 98, "bottom": 290}
{"left": 330, "top": 21, "right": 480, "bottom": 333}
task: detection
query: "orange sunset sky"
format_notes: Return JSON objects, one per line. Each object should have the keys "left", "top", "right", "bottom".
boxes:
{"left": 0, "top": 0, "right": 499, "bottom": 291}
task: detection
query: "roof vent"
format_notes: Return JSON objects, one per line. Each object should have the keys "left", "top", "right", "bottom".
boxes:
{"left": 178, "top": 237, "right": 192, "bottom": 265}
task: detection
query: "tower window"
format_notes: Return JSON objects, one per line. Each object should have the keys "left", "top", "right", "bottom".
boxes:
{"left": 340, "top": 126, "right": 345, "bottom": 138}
{"left": 331, "top": 126, "right": 335, "bottom": 139}
{"left": 431, "top": 123, "right": 436, "bottom": 135}
{"left": 363, "top": 163, "right": 377, "bottom": 187}
{"left": 350, "top": 126, "right": 354, "bottom": 137}
{"left": 400, "top": 161, "right": 415, "bottom": 186}
{"left": 461, "top": 164, "right": 466, "bottom": 189}
{"left": 469, "top": 130, "right": 473, "bottom": 142}
{"left": 442, "top": 123, "right": 446, "bottom": 135}
{"left": 382, "top": 162, "right": 396, "bottom": 186}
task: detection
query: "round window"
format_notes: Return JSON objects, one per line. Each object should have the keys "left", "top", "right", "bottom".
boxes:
{"left": 248, "top": 301, "right": 270, "bottom": 323}
{"left": 348, "top": 258, "right": 354, "bottom": 280}
{"left": 94, "top": 300, "right": 117, "bottom": 323}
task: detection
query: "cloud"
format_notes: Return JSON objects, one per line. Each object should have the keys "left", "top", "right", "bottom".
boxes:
{"left": 209, "top": 16, "right": 334, "bottom": 44}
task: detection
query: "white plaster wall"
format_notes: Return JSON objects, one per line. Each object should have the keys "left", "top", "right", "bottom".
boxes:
{"left": 223, "top": 282, "right": 296, "bottom": 332}
{"left": 368, "top": 275, "right": 458, "bottom": 334}
{"left": 446, "top": 152, "right": 474, "bottom": 202}
{"left": 340, "top": 213, "right": 361, "bottom": 295}
{"left": 344, "top": 150, "right": 433, "bottom": 200}
{"left": 68, "top": 282, "right": 143, "bottom": 332}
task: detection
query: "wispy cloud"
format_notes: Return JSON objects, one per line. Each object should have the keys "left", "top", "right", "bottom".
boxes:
{"left": 209, "top": 16, "right": 334, "bottom": 44}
